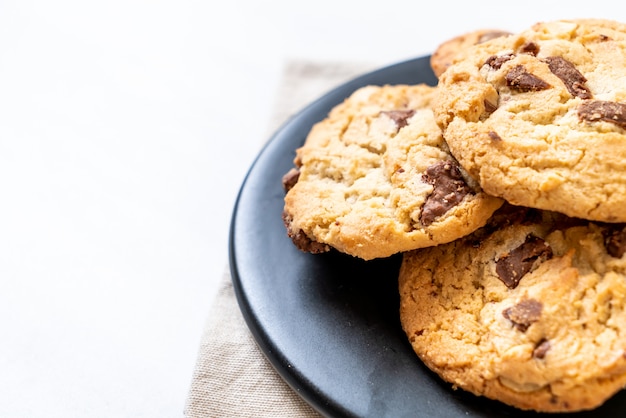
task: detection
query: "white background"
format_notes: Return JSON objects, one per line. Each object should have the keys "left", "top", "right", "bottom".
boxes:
{"left": 0, "top": 2, "right": 618, "bottom": 417}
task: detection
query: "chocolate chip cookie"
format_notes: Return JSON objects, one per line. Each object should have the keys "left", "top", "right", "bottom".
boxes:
{"left": 399, "top": 204, "right": 626, "bottom": 412}
{"left": 434, "top": 19, "right": 626, "bottom": 222}
{"left": 430, "top": 28, "right": 511, "bottom": 78}
{"left": 282, "top": 84, "right": 503, "bottom": 260}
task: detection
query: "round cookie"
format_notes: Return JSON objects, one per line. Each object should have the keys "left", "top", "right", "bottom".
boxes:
{"left": 282, "top": 84, "right": 503, "bottom": 260}
{"left": 430, "top": 28, "right": 511, "bottom": 78}
{"left": 399, "top": 204, "right": 626, "bottom": 412}
{"left": 434, "top": 19, "right": 626, "bottom": 222}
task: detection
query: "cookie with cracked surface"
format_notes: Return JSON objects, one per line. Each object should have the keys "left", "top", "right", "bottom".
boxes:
{"left": 430, "top": 28, "right": 511, "bottom": 78}
{"left": 399, "top": 203, "right": 626, "bottom": 412}
{"left": 282, "top": 84, "right": 502, "bottom": 260}
{"left": 434, "top": 19, "right": 626, "bottom": 222}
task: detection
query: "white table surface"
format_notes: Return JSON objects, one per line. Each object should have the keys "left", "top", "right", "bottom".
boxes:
{"left": 0, "top": 2, "right": 617, "bottom": 417}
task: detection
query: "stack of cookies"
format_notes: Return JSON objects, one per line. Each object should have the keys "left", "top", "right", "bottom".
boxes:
{"left": 281, "top": 18, "right": 626, "bottom": 413}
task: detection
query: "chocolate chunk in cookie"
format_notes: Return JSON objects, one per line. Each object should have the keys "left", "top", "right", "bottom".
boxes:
{"left": 519, "top": 41, "right": 540, "bottom": 56}
{"left": 282, "top": 211, "right": 329, "bottom": 254}
{"left": 420, "top": 160, "right": 473, "bottom": 226}
{"left": 485, "top": 53, "right": 515, "bottom": 70}
{"left": 282, "top": 168, "right": 300, "bottom": 192}
{"left": 533, "top": 339, "right": 551, "bottom": 359}
{"left": 380, "top": 109, "right": 415, "bottom": 131}
{"left": 488, "top": 131, "right": 502, "bottom": 141}
{"left": 578, "top": 100, "right": 626, "bottom": 130}
{"left": 503, "top": 298, "right": 543, "bottom": 332}
{"left": 545, "top": 56, "right": 592, "bottom": 99}
{"left": 506, "top": 65, "right": 551, "bottom": 92}
{"left": 496, "top": 235, "right": 553, "bottom": 289}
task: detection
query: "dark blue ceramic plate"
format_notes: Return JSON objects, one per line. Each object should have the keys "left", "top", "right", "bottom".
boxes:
{"left": 229, "top": 55, "right": 625, "bottom": 417}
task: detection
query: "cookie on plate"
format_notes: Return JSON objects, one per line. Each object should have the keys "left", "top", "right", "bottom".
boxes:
{"left": 399, "top": 203, "right": 626, "bottom": 412}
{"left": 430, "top": 28, "right": 511, "bottom": 78}
{"left": 434, "top": 19, "right": 626, "bottom": 222}
{"left": 282, "top": 84, "right": 503, "bottom": 260}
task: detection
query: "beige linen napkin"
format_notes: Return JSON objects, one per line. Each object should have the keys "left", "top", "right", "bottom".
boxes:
{"left": 184, "top": 60, "right": 378, "bottom": 418}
